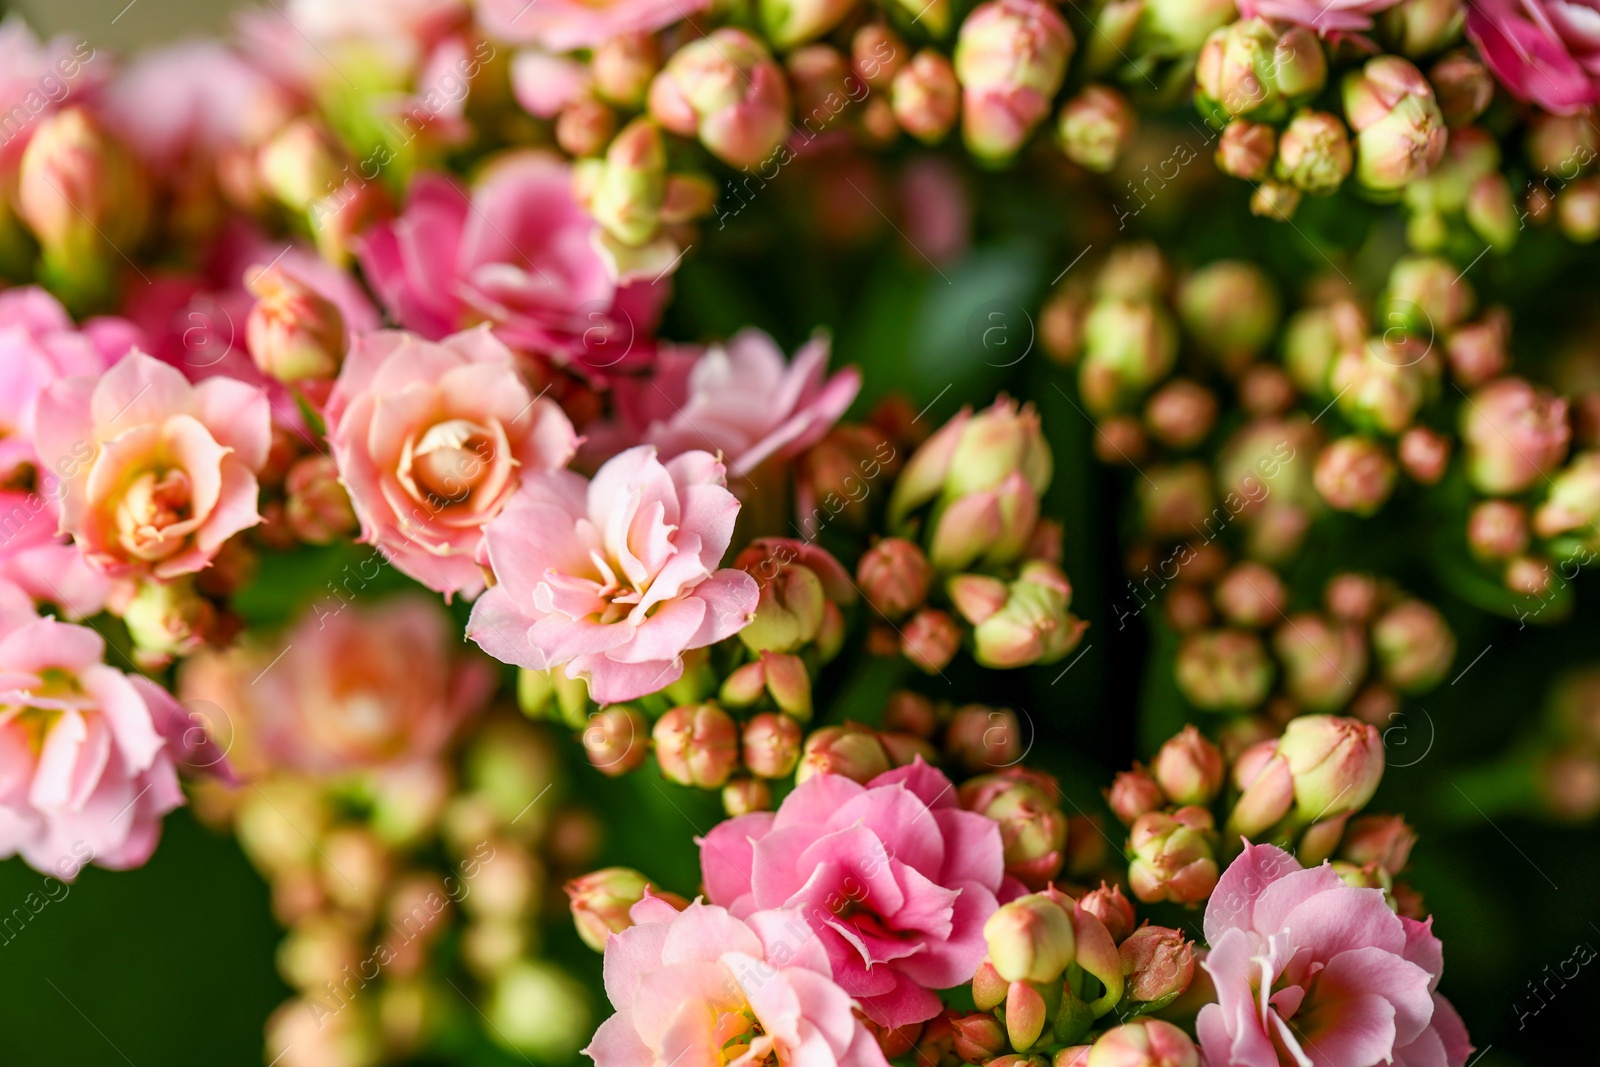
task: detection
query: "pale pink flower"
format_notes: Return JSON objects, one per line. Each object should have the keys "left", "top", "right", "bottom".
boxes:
{"left": 358, "top": 153, "right": 665, "bottom": 376}
{"left": 588, "top": 895, "right": 888, "bottom": 1067}
{"left": 1467, "top": 0, "right": 1600, "bottom": 114}
{"left": 35, "top": 352, "right": 271, "bottom": 580}
{"left": 0, "top": 580, "right": 184, "bottom": 876}
{"left": 1238, "top": 0, "right": 1402, "bottom": 34}
{"left": 700, "top": 760, "right": 1005, "bottom": 1027}
{"left": 1198, "top": 843, "right": 1472, "bottom": 1067}
{"left": 237, "top": 0, "right": 467, "bottom": 92}
{"left": 0, "top": 16, "right": 101, "bottom": 173}
{"left": 467, "top": 446, "right": 759, "bottom": 704}
{"left": 479, "top": 0, "right": 706, "bottom": 52}
{"left": 325, "top": 326, "right": 578, "bottom": 597}
{"left": 598, "top": 330, "right": 860, "bottom": 478}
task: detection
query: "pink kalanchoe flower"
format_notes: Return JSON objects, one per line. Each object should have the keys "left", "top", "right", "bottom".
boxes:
{"left": 358, "top": 153, "right": 665, "bottom": 375}
{"left": 1198, "top": 843, "right": 1473, "bottom": 1067}
{"left": 0, "top": 580, "right": 184, "bottom": 877}
{"left": 1238, "top": 0, "right": 1402, "bottom": 34}
{"left": 588, "top": 895, "right": 888, "bottom": 1067}
{"left": 467, "top": 445, "right": 759, "bottom": 704}
{"left": 700, "top": 759, "right": 1006, "bottom": 1027}
{"left": 325, "top": 326, "right": 579, "bottom": 598}
{"left": 34, "top": 351, "right": 271, "bottom": 580}
{"left": 0, "top": 17, "right": 101, "bottom": 173}
{"left": 1466, "top": 0, "right": 1600, "bottom": 115}
{"left": 480, "top": 0, "right": 704, "bottom": 52}
{"left": 236, "top": 0, "right": 468, "bottom": 94}
{"left": 599, "top": 329, "right": 860, "bottom": 478}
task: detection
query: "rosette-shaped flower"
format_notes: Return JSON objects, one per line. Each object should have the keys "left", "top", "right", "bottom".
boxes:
{"left": 1239, "top": 0, "right": 1402, "bottom": 33}
{"left": 701, "top": 760, "right": 1005, "bottom": 1027}
{"left": 587, "top": 896, "right": 888, "bottom": 1067}
{"left": 325, "top": 326, "right": 578, "bottom": 597}
{"left": 0, "top": 581, "right": 184, "bottom": 875}
{"left": 468, "top": 447, "right": 759, "bottom": 704}
{"left": 35, "top": 352, "right": 269, "bottom": 580}
{"left": 358, "top": 153, "right": 661, "bottom": 371}
{"left": 479, "top": 0, "right": 700, "bottom": 50}
{"left": 1198, "top": 844, "right": 1472, "bottom": 1067}
{"left": 954, "top": 0, "right": 1075, "bottom": 163}
{"left": 1466, "top": 0, "right": 1600, "bottom": 114}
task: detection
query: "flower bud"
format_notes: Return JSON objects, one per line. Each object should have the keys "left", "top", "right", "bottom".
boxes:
{"left": 1127, "top": 807, "right": 1219, "bottom": 904}
{"left": 1140, "top": 0, "right": 1236, "bottom": 55}
{"left": 1314, "top": 436, "right": 1397, "bottom": 515}
{"left": 1398, "top": 425, "right": 1450, "bottom": 484}
{"left": 1215, "top": 120, "right": 1276, "bottom": 181}
{"left": 984, "top": 893, "right": 1076, "bottom": 982}
{"left": 120, "top": 578, "right": 217, "bottom": 666}
{"left": 720, "top": 651, "right": 813, "bottom": 720}
{"left": 1080, "top": 300, "right": 1179, "bottom": 413}
{"left": 1339, "top": 814, "right": 1417, "bottom": 875}
{"left": 852, "top": 25, "right": 906, "bottom": 89}
{"left": 972, "top": 561, "right": 1088, "bottom": 669}
{"left": 284, "top": 455, "right": 357, "bottom": 545}
{"left": 1250, "top": 178, "right": 1302, "bottom": 220}
{"left": 258, "top": 118, "right": 343, "bottom": 212}
{"left": 245, "top": 264, "right": 346, "bottom": 384}
{"left": 1283, "top": 299, "right": 1366, "bottom": 397}
{"left": 1467, "top": 172, "right": 1519, "bottom": 250}
{"left": 1468, "top": 499, "right": 1529, "bottom": 560}
{"left": 951, "top": 1012, "right": 1010, "bottom": 1063}
{"left": 961, "top": 769, "right": 1068, "bottom": 889}
{"left": 1196, "top": 20, "right": 1325, "bottom": 121}
{"left": 1078, "top": 883, "right": 1136, "bottom": 942}
{"left": 1175, "top": 630, "right": 1274, "bottom": 712}
{"left": 1277, "top": 714, "right": 1385, "bottom": 823}
{"left": 1227, "top": 741, "right": 1295, "bottom": 839}
{"left": 723, "top": 777, "right": 772, "bottom": 815}
{"left": 1086, "top": 1020, "right": 1200, "bottom": 1067}
{"left": 953, "top": 0, "right": 1075, "bottom": 163}
{"left": 1006, "top": 982, "right": 1050, "bottom": 1051}
{"left": 1151, "top": 726, "right": 1224, "bottom": 807}
{"left": 1145, "top": 380, "right": 1217, "bottom": 450}
{"left": 1107, "top": 766, "right": 1165, "bottom": 825}
{"left": 902, "top": 608, "right": 961, "bottom": 673}
{"left": 557, "top": 98, "right": 617, "bottom": 159}
{"left": 1372, "top": 599, "right": 1454, "bottom": 692}
{"left": 1462, "top": 377, "right": 1571, "bottom": 495}
{"left": 1118, "top": 926, "right": 1196, "bottom": 1005}
{"left": 797, "top": 724, "right": 892, "bottom": 783}
{"left": 1342, "top": 56, "right": 1447, "bottom": 192}
{"left": 1057, "top": 85, "right": 1136, "bottom": 173}
{"left": 594, "top": 33, "right": 660, "bottom": 108}
{"left": 1276, "top": 111, "right": 1353, "bottom": 195}
{"left": 583, "top": 706, "right": 649, "bottom": 776}
{"left": 584, "top": 117, "right": 666, "bottom": 248}
{"left": 1380, "top": 0, "right": 1466, "bottom": 57}
{"left": 740, "top": 561, "right": 827, "bottom": 654}
{"left": 1387, "top": 253, "right": 1475, "bottom": 331}
{"left": 1429, "top": 50, "right": 1492, "bottom": 126}
{"left": 762, "top": 0, "right": 856, "bottom": 49}
{"left": 742, "top": 712, "right": 803, "bottom": 778}
{"left": 859, "top": 537, "right": 934, "bottom": 619}
{"left": 1528, "top": 112, "right": 1598, "bottom": 175}
{"left": 653, "top": 704, "right": 739, "bottom": 788}
{"left": 1330, "top": 338, "right": 1436, "bottom": 436}
{"left": 1274, "top": 613, "right": 1368, "bottom": 711}
{"left": 1446, "top": 307, "right": 1509, "bottom": 387}
{"left": 1535, "top": 451, "right": 1600, "bottom": 556}
{"left": 566, "top": 868, "right": 683, "bottom": 951}
{"left": 948, "top": 573, "right": 1010, "bottom": 626}
{"left": 1177, "top": 260, "right": 1280, "bottom": 371}
{"left": 649, "top": 29, "right": 791, "bottom": 168}
{"left": 892, "top": 51, "right": 960, "bottom": 144}
{"left": 1213, "top": 562, "right": 1285, "bottom": 629}
{"left": 945, "top": 704, "right": 1023, "bottom": 770}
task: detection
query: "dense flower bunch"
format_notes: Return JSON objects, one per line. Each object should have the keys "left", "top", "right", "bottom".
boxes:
{"left": 8, "top": 0, "right": 1600, "bottom": 1062}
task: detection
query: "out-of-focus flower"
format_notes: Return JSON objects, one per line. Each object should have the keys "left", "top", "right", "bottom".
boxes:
{"left": 1216, "top": 120, "right": 1277, "bottom": 181}
{"left": 480, "top": 0, "right": 700, "bottom": 51}
{"left": 1087, "top": 1019, "right": 1199, "bottom": 1067}
{"left": 1176, "top": 261, "right": 1280, "bottom": 372}
{"left": 1176, "top": 630, "right": 1274, "bottom": 712}
{"left": 1057, "top": 86, "right": 1137, "bottom": 173}
{"left": 649, "top": 29, "right": 791, "bottom": 168}
{"left": 1342, "top": 56, "right": 1448, "bottom": 191}
{"left": 1535, "top": 450, "right": 1600, "bottom": 553}
{"left": 1466, "top": 0, "right": 1600, "bottom": 114}
{"left": 1198, "top": 844, "right": 1472, "bottom": 1067}
{"left": 1431, "top": 49, "right": 1494, "bottom": 126}
{"left": 1461, "top": 377, "right": 1571, "bottom": 495}
{"left": 325, "top": 326, "right": 577, "bottom": 598}
{"left": 586, "top": 897, "right": 889, "bottom": 1067}
{"left": 1314, "top": 436, "right": 1398, "bottom": 514}
{"left": 859, "top": 538, "right": 934, "bottom": 620}
{"left": 953, "top": 0, "right": 1075, "bottom": 163}
{"left": 1274, "top": 613, "right": 1369, "bottom": 711}
{"left": 742, "top": 712, "right": 802, "bottom": 778}
{"left": 35, "top": 352, "right": 268, "bottom": 580}
{"left": 0, "top": 581, "right": 184, "bottom": 875}
{"left": 1196, "top": 20, "right": 1326, "bottom": 120}
{"left": 1239, "top": 0, "right": 1403, "bottom": 33}
{"left": 468, "top": 447, "right": 759, "bottom": 704}
{"left": 701, "top": 761, "right": 1004, "bottom": 1027}
{"left": 1373, "top": 599, "right": 1455, "bottom": 691}
{"left": 0, "top": 18, "right": 101, "bottom": 173}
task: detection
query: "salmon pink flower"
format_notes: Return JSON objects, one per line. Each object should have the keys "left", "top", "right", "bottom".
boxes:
{"left": 700, "top": 760, "right": 1005, "bottom": 1027}
{"left": 467, "top": 446, "right": 759, "bottom": 704}
{"left": 35, "top": 351, "right": 270, "bottom": 581}
{"left": 1197, "top": 843, "right": 1472, "bottom": 1067}
{"left": 325, "top": 326, "right": 578, "bottom": 597}
{"left": 588, "top": 895, "right": 888, "bottom": 1067}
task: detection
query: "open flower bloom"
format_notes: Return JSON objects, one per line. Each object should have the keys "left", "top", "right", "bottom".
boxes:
{"left": 1238, "top": 0, "right": 1401, "bottom": 33}
{"left": 588, "top": 895, "right": 889, "bottom": 1067}
{"left": 236, "top": 0, "right": 468, "bottom": 94}
{"left": 35, "top": 352, "right": 270, "bottom": 580}
{"left": 0, "top": 581, "right": 183, "bottom": 876}
{"left": 358, "top": 152, "right": 664, "bottom": 375}
{"left": 468, "top": 446, "right": 759, "bottom": 704}
{"left": 601, "top": 330, "right": 861, "bottom": 479}
{"left": 1467, "top": 0, "right": 1600, "bottom": 114}
{"left": 326, "top": 326, "right": 578, "bottom": 597}
{"left": 478, "top": 0, "right": 704, "bottom": 50}
{"left": 700, "top": 760, "right": 1005, "bottom": 1028}
{"left": 1198, "top": 843, "right": 1472, "bottom": 1067}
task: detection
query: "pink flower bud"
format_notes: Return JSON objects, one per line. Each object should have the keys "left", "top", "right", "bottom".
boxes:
{"left": 1145, "top": 380, "right": 1217, "bottom": 449}
{"left": 1151, "top": 725, "right": 1224, "bottom": 806}
{"left": 859, "top": 537, "right": 934, "bottom": 619}
{"left": 1314, "top": 436, "right": 1398, "bottom": 515}
{"left": 891, "top": 50, "right": 960, "bottom": 144}
{"left": 1340, "top": 813, "right": 1417, "bottom": 875}
{"left": 1468, "top": 172, "right": 1519, "bottom": 250}
{"left": 1342, "top": 56, "right": 1447, "bottom": 191}
{"left": 945, "top": 703, "right": 1022, "bottom": 769}
{"left": 1214, "top": 562, "right": 1286, "bottom": 629}
{"left": 1107, "top": 766, "right": 1166, "bottom": 825}
{"left": 1398, "top": 425, "right": 1451, "bottom": 484}
{"left": 17, "top": 105, "right": 146, "bottom": 270}
{"left": 1447, "top": 307, "right": 1510, "bottom": 387}
{"left": 1275, "top": 110, "right": 1353, "bottom": 194}
{"left": 1006, "top": 980, "right": 1049, "bottom": 1051}
{"left": 1250, "top": 178, "right": 1302, "bottom": 220}
{"left": 948, "top": 573, "right": 1010, "bottom": 625}
{"left": 1387, "top": 253, "right": 1475, "bottom": 331}
{"left": 739, "top": 561, "right": 827, "bottom": 653}
{"left": 593, "top": 33, "right": 661, "bottom": 109}
{"left": 1056, "top": 1048, "right": 1092, "bottom": 1067}
{"left": 245, "top": 265, "right": 347, "bottom": 384}
{"left": 1372, "top": 599, "right": 1455, "bottom": 692}
{"left": 892, "top": 398, "right": 1051, "bottom": 524}
{"left": 951, "top": 1012, "right": 1010, "bottom": 1063}
{"left": 953, "top": 0, "right": 1075, "bottom": 162}
{"left": 972, "top": 561, "right": 1088, "bottom": 669}
{"left": 1276, "top": 714, "right": 1385, "bottom": 823}
{"left": 584, "top": 707, "right": 650, "bottom": 777}
{"left": 1175, "top": 630, "right": 1274, "bottom": 712}
{"left": 583, "top": 117, "right": 667, "bottom": 247}
{"left": 1215, "top": 119, "right": 1277, "bottom": 181}
{"left": 796, "top": 724, "right": 892, "bottom": 783}
{"left": 960, "top": 768, "right": 1068, "bottom": 889}
{"left": 1226, "top": 744, "right": 1295, "bottom": 839}
{"left": 973, "top": 959, "right": 1008, "bottom": 1010}
{"left": 853, "top": 24, "right": 907, "bottom": 89}
{"left": 1430, "top": 49, "right": 1492, "bottom": 126}
{"left": 903, "top": 607, "right": 962, "bottom": 673}
{"left": 984, "top": 892, "right": 1077, "bottom": 982}
{"left": 1329, "top": 338, "right": 1435, "bottom": 436}
{"left": 762, "top": 0, "right": 857, "bottom": 49}
{"left": 557, "top": 98, "right": 618, "bottom": 158}
{"left": 1085, "top": 1020, "right": 1199, "bottom": 1067}
{"left": 1462, "top": 377, "right": 1571, "bottom": 495}
{"left": 284, "top": 455, "right": 358, "bottom": 545}
{"left": 1118, "top": 926, "right": 1196, "bottom": 1003}
{"left": 1468, "top": 499, "right": 1529, "bottom": 560}
{"left": 566, "top": 868, "right": 684, "bottom": 951}
{"left": 652, "top": 703, "right": 740, "bottom": 788}
{"left": 1196, "top": 20, "right": 1326, "bottom": 120}
{"left": 1528, "top": 112, "right": 1598, "bottom": 175}
{"left": 1535, "top": 451, "right": 1600, "bottom": 553}
{"left": 723, "top": 776, "right": 771, "bottom": 815}
{"left": 1274, "top": 612, "right": 1368, "bottom": 711}
{"left": 1078, "top": 883, "right": 1136, "bottom": 942}
{"left": 1127, "top": 807, "right": 1219, "bottom": 904}
{"left": 1057, "top": 85, "right": 1136, "bottom": 173}
{"left": 1177, "top": 261, "right": 1281, "bottom": 372}
{"left": 649, "top": 29, "right": 791, "bottom": 168}
{"left": 119, "top": 577, "right": 218, "bottom": 666}
{"left": 1080, "top": 299, "right": 1179, "bottom": 414}
{"left": 741, "top": 712, "right": 803, "bottom": 778}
